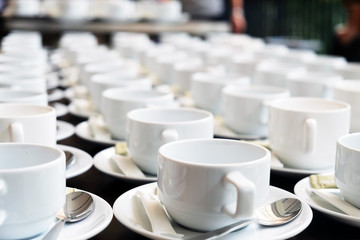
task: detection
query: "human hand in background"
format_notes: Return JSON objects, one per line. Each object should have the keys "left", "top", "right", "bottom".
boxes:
{"left": 231, "top": 7, "right": 246, "bottom": 33}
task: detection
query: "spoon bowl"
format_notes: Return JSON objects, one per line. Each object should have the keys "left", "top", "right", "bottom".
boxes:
{"left": 42, "top": 191, "right": 95, "bottom": 240}
{"left": 186, "top": 198, "right": 302, "bottom": 240}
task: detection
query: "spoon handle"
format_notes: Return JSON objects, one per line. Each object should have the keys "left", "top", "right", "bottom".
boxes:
{"left": 42, "top": 220, "right": 65, "bottom": 240}
{"left": 184, "top": 219, "right": 253, "bottom": 240}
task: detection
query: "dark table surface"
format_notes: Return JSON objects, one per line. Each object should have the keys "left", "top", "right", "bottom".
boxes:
{"left": 56, "top": 96, "right": 360, "bottom": 240}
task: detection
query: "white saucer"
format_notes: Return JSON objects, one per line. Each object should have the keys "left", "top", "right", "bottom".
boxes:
{"left": 57, "top": 144, "right": 93, "bottom": 179}
{"left": 51, "top": 102, "right": 69, "bottom": 118}
{"left": 68, "top": 99, "right": 98, "bottom": 119}
{"left": 113, "top": 182, "right": 312, "bottom": 240}
{"left": 57, "top": 120, "right": 75, "bottom": 141}
{"left": 48, "top": 89, "right": 64, "bottom": 102}
{"left": 94, "top": 147, "right": 157, "bottom": 183}
{"left": 271, "top": 153, "right": 334, "bottom": 177}
{"left": 32, "top": 187, "right": 113, "bottom": 240}
{"left": 214, "top": 116, "right": 267, "bottom": 140}
{"left": 294, "top": 177, "right": 360, "bottom": 227}
{"left": 75, "top": 121, "right": 120, "bottom": 145}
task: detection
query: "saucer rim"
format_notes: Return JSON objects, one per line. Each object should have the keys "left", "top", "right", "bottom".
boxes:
{"left": 52, "top": 102, "right": 69, "bottom": 118}
{"left": 113, "top": 182, "right": 313, "bottom": 240}
{"left": 271, "top": 153, "right": 335, "bottom": 176}
{"left": 93, "top": 146, "right": 157, "bottom": 182}
{"left": 57, "top": 144, "right": 93, "bottom": 179}
{"left": 57, "top": 120, "right": 75, "bottom": 141}
{"left": 213, "top": 115, "right": 267, "bottom": 140}
{"left": 48, "top": 89, "right": 64, "bottom": 102}
{"left": 75, "top": 121, "right": 119, "bottom": 145}
{"left": 294, "top": 176, "right": 360, "bottom": 227}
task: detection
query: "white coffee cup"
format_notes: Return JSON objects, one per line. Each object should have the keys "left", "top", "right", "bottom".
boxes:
{"left": 126, "top": 107, "right": 214, "bottom": 175}
{"left": 101, "top": 89, "right": 175, "bottom": 140}
{"left": 0, "top": 74, "right": 47, "bottom": 93}
{"left": 285, "top": 71, "right": 343, "bottom": 99}
{"left": 268, "top": 97, "right": 350, "bottom": 169}
{"left": 221, "top": 85, "right": 290, "bottom": 137}
{"left": 155, "top": 0, "right": 182, "bottom": 22}
{"left": 335, "top": 63, "right": 360, "bottom": 79}
{"left": 304, "top": 55, "right": 347, "bottom": 72}
{"left": 158, "top": 139, "right": 270, "bottom": 231}
{"left": 227, "top": 53, "right": 270, "bottom": 77}
{"left": 0, "top": 143, "right": 66, "bottom": 239}
{"left": 0, "top": 104, "right": 57, "bottom": 147}
{"left": 0, "top": 89, "right": 47, "bottom": 105}
{"left": 82, "top": 59, "right": 140, "bottom": 88}
{"left": 105, "top": 0, "right": 136, "bottom": 21}
{"left": 89, "top": 72, "right": 152, "bottom": 111}
{"left": 335, "top": 133, "right": 360, "bottom": 208}
{"left": 173, "top": 59, "right": 225, "bottom": 94}
{"left": 154, "top": 51, "right": 188, "bottom": 84}
{"left": 191, "top": 72, "right": 250, "bottom": 114}
{"left": 333, "top": 80, "right": 360, "bottom": 132}
{"left": 14, "top": 0, "right": 41, "bottom": 16}
{"left": 59, "top": 0, "right": 90, "bottom": 20}
{"left": 253, "top": 60, "right": 306, "bottom": 87}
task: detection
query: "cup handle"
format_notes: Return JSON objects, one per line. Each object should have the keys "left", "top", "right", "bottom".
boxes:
{"left": 161, "top": 129, "right": 178, "bottom": 144}
{"left": 304, "top": 118, "right": 317, "bottom": 153}
{"left": 259, "top": 100, "right": 270, "bottom": 125}
{"left": 0, "top": 179, "right": 7, "bottom": 226}
{"left": 222, "top": 171, "right": 255, "bottom": 218}
{"left": 9, "top": 122, "right": 24, "bottom": 142}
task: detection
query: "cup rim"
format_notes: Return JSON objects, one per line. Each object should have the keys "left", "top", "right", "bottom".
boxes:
{"left": 222, "top": 84, "right": 290, "bottom": 99}
{"left": 102, "top": 88, "right": 173, "bottom": 102}
{"left": 269, "top": 97, "right": 350, "bottom": 113}
{"left": 91, "top": 73, "right": 148, "bottom": 84}
{"left": 0, "top": 103, "right": 55, "bottom": 118}
{"left": 334, "top": 79, "right": 360, "bottom": 93}
{"left": 0, "top": 143, "right": 64, "bottom": 173}
{"left": 127, "top": 107, "right": 213, "bottom": 125}
{"left": 158, "top": 138, "right": 270, "bottom": 167}
{"left": 192, "top": 72, "right": 249, "bottom": 84}
{"left": 337, "top": 132, "right": 360, "bottom": 152}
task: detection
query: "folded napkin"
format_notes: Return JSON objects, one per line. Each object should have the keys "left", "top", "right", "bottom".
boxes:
{"left": 87, "top": 114, "right": 112, "bottom": 141}
{"left": 135, "top": 190, "right": 183, "bottom": 238}
{"left": 111, "top": 154, "right": 146, "bottom": 177}
{"left": 311, "top": 188, "right": 360, "bottom": 217}
{"left": 111, "top": 142, "right": 146, "bottom": 177}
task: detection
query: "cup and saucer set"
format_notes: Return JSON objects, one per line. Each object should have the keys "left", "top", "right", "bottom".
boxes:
{"left": 0, "top": 143, "right": 112, "bottom": 240}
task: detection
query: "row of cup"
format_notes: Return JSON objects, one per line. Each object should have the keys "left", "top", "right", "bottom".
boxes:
{"left": 0, "top": 31, "right": 49, "bottom": 93}
{"left": 190, "top": 73, "right": 360, "bottom": 134}
{"left": 16, "top": 0, "right": 183, "bottom": 22}
{"left": 126, "top": 95, "right": 350, "bottom": 173}
{"left": 0, "top": 31, "right": 66, "bottom": 239}
{"left": 111, "top": 33, "right": 347, "bottom": 98}
{"left": 0, "top": 103, "right": 65, "bottom": 239}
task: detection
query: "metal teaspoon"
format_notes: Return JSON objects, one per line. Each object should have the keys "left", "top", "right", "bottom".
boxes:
{"left": 42, "top": 191, "right": 95, "bottom": 240}
{"left": 185, "top": 197, "right": 302, "bottom": 240}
